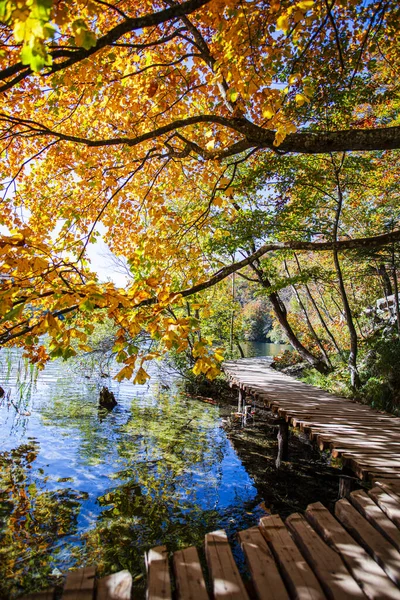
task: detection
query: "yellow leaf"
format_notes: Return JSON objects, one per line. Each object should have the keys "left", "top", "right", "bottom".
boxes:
{"left": 78, "top": 344, "right": 92, "bottom": 352}
{"left": 295, "top": 93, "right": 310, "bottom": 106}
{"left": 276, "top": 14, "right": 289, "bottom": 33}
{"left": 146, "top": 276, "right": 159, "bottom": 287}
{"left": 288, "top": 73, "right": 301, "bottom": 85}
{"left": 193, "top": 359, "right": 203, "bottom": 376}
{"left": 262, "top": 106, "right": 275, "bottom": 119}
{"left": 45, "top": 313, "right": 59, "bottom": 334}
{"left": 134, "top": 366, "right": 150, "bottom": 385}
{"left": 115, "top": 365, "right": 134, "bottom": 381}
{"left": 206, "top": 366, "right": 220, "bottom": 380}
{"left": 297, "top": 0, "right": 314, "bottom": 9}
{"left": 229, "top": 89, "right": 239, "bottom": 102}
{"left": 214, "top": 197, "right": 225, "bottom": 207}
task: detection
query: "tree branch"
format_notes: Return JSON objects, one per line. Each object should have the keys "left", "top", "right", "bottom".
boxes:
{"left": 3, "top": 111, "right": 400, "bottom": 154}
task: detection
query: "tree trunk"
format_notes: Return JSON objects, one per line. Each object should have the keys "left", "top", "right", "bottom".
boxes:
{"left": 375, "top": 261, "right": 393, "bottom": 317}
{"left": 246, "top": 244, "right": 329, "bottom": 374}
{"left": 266, "top": 283, "right": 330, "bottom": 373}
{"left": 230, "top": 273, "right": 235, "bottom": 355}
{"left": 294, "top": 255, "right": 343, "bottom": 358}
{"left": 391, "top": 247, "right": 400, "bottom": 338}
{"left": 284, "top": 260, "right": 332, "bottom": 369}
{"left": 378, "top": 262, "right": 393, "bottom": 297}
{"left": 236, "top": 340, "right": 245, "bottom": 358}
{"left": 332, "top": 155, "right": 360, "bottom": 390}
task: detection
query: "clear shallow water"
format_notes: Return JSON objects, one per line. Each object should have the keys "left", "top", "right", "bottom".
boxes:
{"left": 0, "top": 350, "right": 270, "bottom": 598}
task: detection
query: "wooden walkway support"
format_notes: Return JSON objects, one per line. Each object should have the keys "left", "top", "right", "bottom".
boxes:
{"left": 20, "top": 479, "right": 400, "bottom": 600}
{"left": 223, "top": 358, "right": 400, "bottom": 480}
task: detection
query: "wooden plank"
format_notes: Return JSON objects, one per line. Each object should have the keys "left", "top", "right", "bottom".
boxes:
{"left": 335, "top": 498, "right": 400, "bottom": 586}
{"left": 375, "top": 479, "right": 400, "bottom": 495}
{"left": 173, "top": 546, "right": 209, "bottom": 600}
{"left": 19, "top": 590, "right": 54, "bottom": 600}
{"left": 62, "top": 567, "right": 96, "bottom": 600}
{"left": 97, "top": 570, "right": 132, "bottom": 600}
{"left": 369, "top": 486, "right": 400, "bottom": 528}
{"left": 146, "top": 545, "right": 172, "bottom": 600}
{"left": 305, "top": 501, "right": 400, "bottom": 600}
{"left": 331, "top": 446, "right": 400, "bottom": 459}
{"left": 286, "top": 512, "right": 363, "bottom": 600}
{"left": 205, "top": 530, "right": 249, "bottom": 600}
{"left": 259, "top": 515, "right": 325, "bottom": 600}
{"left": 342, "top": 454, "right": 400, "bottom": 467}
{"left": 238, "top": 527, "right": 289, "bottom": 600}
{"left": 344, "top": 462, "right": 400, "bottom": 481}
{"left": 350, "top": 489, "right": 400, "bottom": 552}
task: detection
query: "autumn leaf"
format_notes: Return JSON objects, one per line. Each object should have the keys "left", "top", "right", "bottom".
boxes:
{"left": 134, "top": 367, "right": 150, "bottom": 385}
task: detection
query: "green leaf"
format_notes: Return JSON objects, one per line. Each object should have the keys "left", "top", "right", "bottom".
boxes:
{"left": 2, "top": 303, "right": 24, "bottom": 322}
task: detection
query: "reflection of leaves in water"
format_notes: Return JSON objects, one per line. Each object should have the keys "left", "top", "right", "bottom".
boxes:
{"left": 80, "top": 394, "right": 228, "bottom": 578}
{"left": 41, "top": 395, "right": 118, "bottom": 467}
{"left": 0, "top": 443, "right": 85, "bottom": 599}
{"left": 0, "top": 350, "right": 39, "bottom": 431}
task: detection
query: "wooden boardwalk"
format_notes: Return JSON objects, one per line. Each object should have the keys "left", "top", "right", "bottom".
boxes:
{"left": 223, "top": 358, "right": 400, "bottom": 480}
{"left": 20, "top": 479, "right": 400, "bottom": 599}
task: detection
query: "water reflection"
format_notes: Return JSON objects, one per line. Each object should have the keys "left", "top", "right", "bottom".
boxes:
{"left": 241, "top": 341, "right": 290, "bottom": 358}
{"left": 0, "top": 442, "right": 86, "bottom": 599}
{"left": 0, "top": 351, "right": 263, "bottom": 598}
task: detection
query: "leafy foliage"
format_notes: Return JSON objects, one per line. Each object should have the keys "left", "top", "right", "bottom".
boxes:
{"left": 0, "top": 0, "right": 399, "bottom": 385}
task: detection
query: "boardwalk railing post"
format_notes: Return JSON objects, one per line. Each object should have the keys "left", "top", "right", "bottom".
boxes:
{"left": 276, "top": 421, "right": 289, "bottom": 469}
{"left": 238, "top": 388, "right": 244, "bottom": 413}
{"left": 338, "top": 473, "right": 358, "bottom": 498}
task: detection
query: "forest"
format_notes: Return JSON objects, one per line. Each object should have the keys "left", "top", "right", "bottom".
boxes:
{"left": 1, "top": 0, "right": 400, "bottom": 597}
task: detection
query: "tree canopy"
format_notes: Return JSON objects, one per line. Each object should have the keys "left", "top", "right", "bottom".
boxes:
{"left": 0, "top": 0, "right": 399, "bottom": 382}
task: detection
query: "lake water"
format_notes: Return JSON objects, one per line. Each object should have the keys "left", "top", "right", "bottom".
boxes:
{"left": 241, "top": 341, "right": 290, "bottom": 358}
{"left": 0, "top": 343, "right": 288, "bottom": 598}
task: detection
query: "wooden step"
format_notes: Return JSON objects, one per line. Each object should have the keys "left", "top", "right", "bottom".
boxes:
{"left": 375, "top": 479, "right": 400, "bottom": 496}
{"left": 350, "top": 489, "right": 400, "bottom": 552}
{"left": 259, "top": 514, "right": 325, "bottom": 600}
{"left": 205, "top": 530, "right": 249, "bottom": 600}
{"left": 369, "top": 486, "right": 400, "bottom": 528}
{"left": 97, "top": 570, "right": 132, "bottom": 600}
{"left": 286, "top": 512, "right": 363, "bottom": 600}
{"left": 173, "top": 546, "right": 209, "bottom": 600}
{"left": 62, "top": 566, "right": 96, "bottom": 600}
{"left": 305, "top": 501, "right": 400, "bottom": 600}
{"left": 145, "top": 545, "right": 172, "bottom": 600}
{"left": 335, "top": 498, "right": 400, "bottom": 586}
{"left": 238, "top": 527, "right": 289, "bottom": 600}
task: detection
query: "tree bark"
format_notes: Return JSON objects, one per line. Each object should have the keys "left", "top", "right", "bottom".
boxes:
{"left": 332, "top": 155, "right": 360, "bottom": 390}
{"left": 375, "top": 261, "right": 393, "bottom": 317}
{"left": 284, "top": 260, "right": 332, "bottom": 369}
{"left": 258, "top": 273, "right": 329, "bottom": 373}
{"left": 294, "top": 254, "right": 343, "bottom": 358}
{"left": 391, "top": 247, "right": 400, "bottom": 339}
{"left": 378, "top": 262, "right": 393, "bottom": 297}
